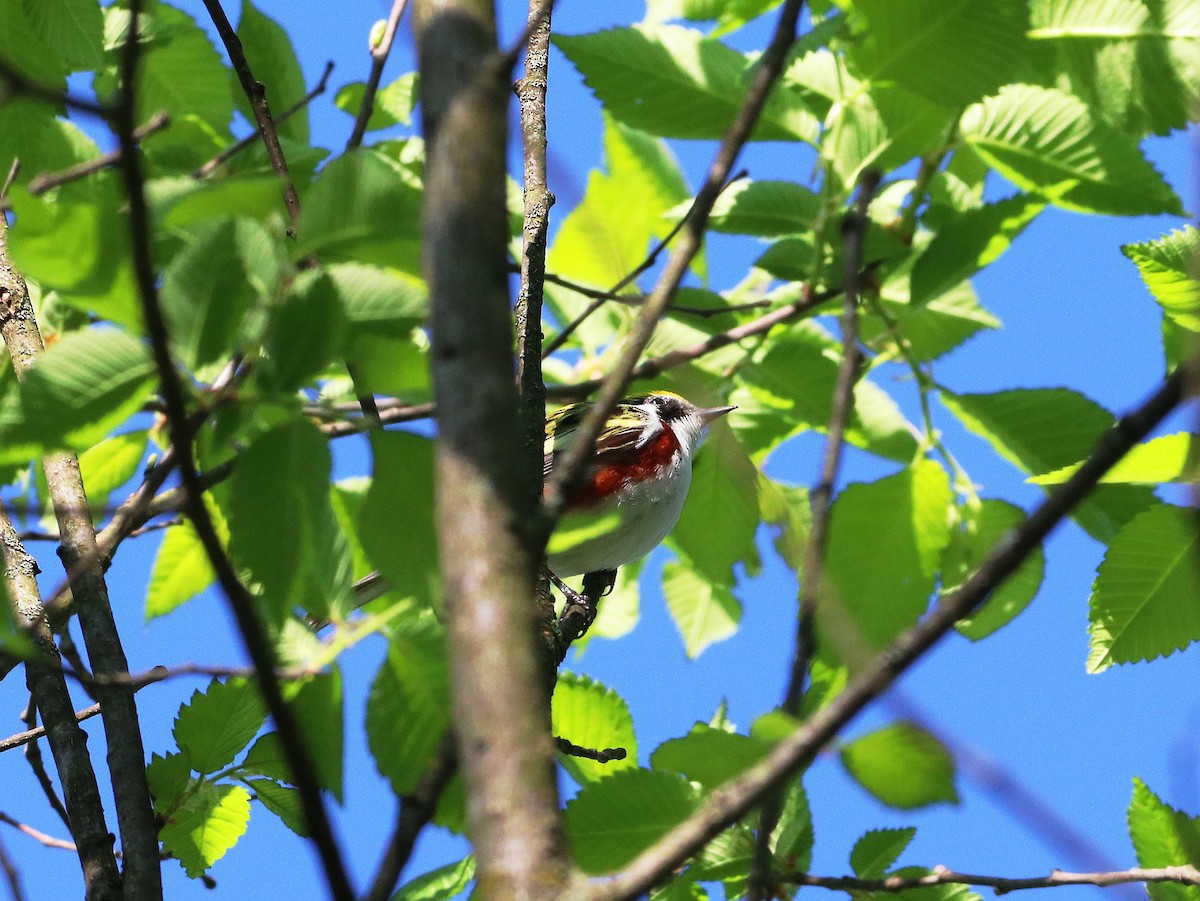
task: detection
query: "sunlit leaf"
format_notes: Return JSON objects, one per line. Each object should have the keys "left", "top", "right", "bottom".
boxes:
{"left": 1128, "top": 778, "right": 1200, "bottom": 901}
{"left": 1123, "top": 227, "right": 1200, "bottom": 331}
{"left": 552, "top": 672, "right": 638, "bottom": 784}
{"left": 173, "top": 679, "right": 266, "bottom": 775}
{"left": 662, "top": 562, "right": 742, "bottom": 658}
{"left": 851, "top": 827, "right": 917, "bottom": 877}
{"left": 841, "top": 722, "right": 958, "bottom": 809}
{"left": 160, "top": 784, "right": 251, "bottom": 878}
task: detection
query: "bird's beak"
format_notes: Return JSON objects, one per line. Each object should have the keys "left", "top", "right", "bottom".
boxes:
{"left": 697, "top": 404, "right": 736, "bottom": 424}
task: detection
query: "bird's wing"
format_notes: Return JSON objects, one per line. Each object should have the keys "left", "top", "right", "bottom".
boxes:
{"left": 543, "top": 401, "right": 655, "bottom": 479}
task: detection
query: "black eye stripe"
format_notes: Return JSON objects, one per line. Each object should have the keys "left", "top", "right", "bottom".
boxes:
{"left": 650, "top": 394, "right": 686, "bottom": 420}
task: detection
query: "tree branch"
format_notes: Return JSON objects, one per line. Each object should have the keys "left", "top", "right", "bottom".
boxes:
{"left": 589, "top": 363, "right": 1193, "bottom": 901}
{"left": 27, "top": 111, "right": 170, "bottom": 195}
{"left": 346, "top": 0, "right": 411, "bottom": 151}
{"left": 413, "top": 0, "right": 579, "bottom": 895}
{"left": 778, "top": 864, "right": 1200, "bottom": 895}
{"left": 750, "top": 169, "right": 879, "bottom": 901}
{"left": 539, "top": 0, "right": 808, "bottom": 533}
{"left": 199, "top": 0, "right": 302, "bottom": 232}
{"left": 112, "top": 3, "right": 354, "bottom": 897}
{"left": 0, "top": 831, "right": 23, "bottom": 901}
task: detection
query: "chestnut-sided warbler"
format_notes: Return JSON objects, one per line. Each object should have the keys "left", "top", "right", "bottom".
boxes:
{"left": 545, "top": 391, "right": 735, "bottom": 578}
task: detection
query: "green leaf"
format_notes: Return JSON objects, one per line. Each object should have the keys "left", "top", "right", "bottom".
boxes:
{"left": 330, "top": 263, "right": 427, "bottom": 334}
{"left": 242, "top": 732, "right": 292, "bottom": 784}
{"left": 1123, "top": 227, "right": 1200, "bottom": 331}
{"left": 282, "top": 672, "right": 344, "bottom": 801}
{"left": 1128, "top": 778, "right": 1200, "bottom": 901}
{"left": 911, "top": 194, "right": 1046, "bottom": 304}
{"left": 295, "top": 150, "right": 423, "bottom": 274}
{"left": 849, "top": 0, "right": 1028, "bottom": 106}
{"left": 947, "top": 500, "right": 1045, "bottom": 640}
{"left": 670, "top": 425, "right": 760, "bottom": 584}
{"left": 365, "top": 615, "right": 450, "bottom": 795}
{"left": 554, "top": 26, "right": 818, "bottom": 143}
{"left": 0, "top": 101, "right": 100, "bottom": 195}
{"left": 1088, "top": 504, "right": 1200, "bottom": 673}
{"left": 565, "top": 769, "right": 699, "bottom": 874}
{"left": 15, "top": 327, "right": 155, "bottom": 453}
{"left": 959, "top": 84, "right": 1183, "bottom": 216}
{"left": 704, "top": 179, "right": 822, "bottom": 237}
{"left": 1028, "top": 0, "right": 1200, "bottom": 137}
{"left": 226, "top": 420, "right": 350, "bottom": 618}
{"left": 866, "top": 283, "right": 1001, "bottom": 363}
{"left": 160, "top": 783, "right": 251, "bottom": 878}
{"left": 159, "top": 217, "right": 287, "bottom": 369}
{"left": 334, "top": 73, "right": 420, "bottom": 131}
{"left": 357, "top": 431, "right": 440, "bottom": 607}
{"left": 236, "top": 0, "right": 308, "bottom": 142}
{"left": 257, "top": 271, "right": 348, "bottom": 394}
{"left": 772, "top": 779, "right": 813, "bottom": 871}
{"left": 21, "top": 0, "right": 103, "bottom": 72}
{"left": 662, "top": 562, "right": 742, "bottom": 658}
{"left": 840, "top": 722, "right": 958, "bottom": 809}
{"left": 158, "top": 174, "right": 287, "bottom": 229}
{"left": 942, "top": 389, "right": 1157, "bottom": 542}
{"left": 146, "top": 751, "right": 193, "bottom": 815}
{"left": 851, "top": 827, "right": 917, "bottom": 878}
{"left": 823, "top": 461, "right": 953, "bottom": 656}
{"left": 133, "top": 4, "right": 234, "bottom": 134}
{"left": 552, "top": 672, "right": 637, "bottom": 784}
{"left": 645, "top": 0, "right": 785, "bottom": 35}
{"left": 1031, "top": 433, "right": 1200, "bottom": 485}
{"left": 77, "top": 430, "right": 147, "bottom": 512}
{"left": 146, "top": 520, "right": 216, "bottom": 620}
{"left": 650, "top": 726, "right": 768, "bottom": 790}
{"left": 392, "top": 856, "right": 476, "bottom": 901}
{"left": 245, "top": 778, "right": 307, "bottom": 837}
{"left": 0, "top": 2, "right": 66, "bottom": 90}
{"left": 173, "top": 679, "right": 266, "bottom": 775}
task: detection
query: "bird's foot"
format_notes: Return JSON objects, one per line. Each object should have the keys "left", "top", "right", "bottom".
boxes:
{"left": 548, "top": 568, "right": 617, "bottom": 644}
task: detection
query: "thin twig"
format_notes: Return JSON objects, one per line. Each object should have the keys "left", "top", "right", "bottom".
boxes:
{"left": 18, "top": 703, "right": 70, "bottom": 834}
{"left": 0, "top": 57, "right": 108, "bottom": 117}
{"left": 749, "top": 170, "right": 880, "bottom": 901}
{"left": 539, "top": 0, "right": 807, "bottom": 535}
{"left": 555, "top": 736, "right": 627, "bottom": 764}
{"left": 0, "top": 160, "right": 19, "bottom": 202}
{"left": 0, "top": 813, "right": 75, "bottom": 853}
{"left": 541, "top": 169, "right": 748, "bottom": 358}
{"left": 346, "top": 0, "right": 411, "bottom": 151}
{"left": 199, "top": 0, "right": 302, "bottom": 232}
{"left": 194, "top": 60, "right": 334, "bottom": 178}
{"left": 590, "top": 363, "right": 1194, "bottom": 901}
{"left": 778, "top": 864, "right": 1200, "bottom": 895}
{"left": 0, "top": 831, "right": 23, "bottom": 901}
{"left": 1, "top": 703, "right": 101, "bottom": 755}
{"left": 27, "top": 112, "right": 170, "bottom": 195}
{"left": 541, "top": 273, "right": 770, "bottom": 317}
{"left": 364, "top": 734, "right": 458, "bottom": 901}
{"left": 112, "top": 3, "right": 354, "bottom": 898}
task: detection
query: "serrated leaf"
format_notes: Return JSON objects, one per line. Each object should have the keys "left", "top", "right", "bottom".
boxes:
{"left": 147, "top": 521, "right": 215, "bottom": 620}
{"left": 841, "top": 722, "right": 958, "bottom": 809}
{"left": 1031, "top": 433, "right": 1200, "bottom": 485}
{"left": 357, "top": 431, "right": 439, "bottom": 607}
{"left": 662, "top": 562, "right": 742, "bottom": 658}
{"left": 16, "top": 327, "right": 155, "bottom": 452}
{"left": 942, "top": 389, "right": 1157, "bottom": 542}
{"left": 160, "top": 784, "right": 251, "bottom": 878}
{"left": 565, "top": 769, "right": 699, "bottom": 874}
{"left": 823, "top": 461, "right": 952, "bottom": 658}
{"left": 245, "top": 778, "right": 307, "bottom": 837}
{"left": 705, "top": 179, "right": 822, "bottom": 237}
{"left": 392, "top": 856, "right": 476, "bottom": 901}
{"left": 226, "top": 420, "right": 350, "bottom": 619}
{"left": 147, "top": 751, "right": 193, "bottom": 815}
{"left": 1128, "top": 778, "right": 1200, "bottom": 901}
{"left": 257, "top": 270, "right": 348, "bottom": 394}
{"left": 867, "top": 283, "right": 1001, "bottom": 363}
{"left": 851, "top": 827, "right": 917, "bottom": 878}
{"left": 329, "top": 263, "right": 426, "bottom": 335}
{"left": 334, "top": 73, "right": 420, "bottom": 131}
{"left": 158, "top": 174, "right": 286, "bottom": 229}
{"left": 159, "top": 217, "right": 287, "bottom": 369}
{"left": 554, "top": 25, "right": 818, "bottom": 143}
{"left": 772, "top": 779, "right": 813, "bottom": 871}
{"left": 947, "top": 500, "right": 1045, "bottom": 640}
{"left": 552, "top": 672, "right": 637, "bottom": 784}
{"left": 850, "top": 0, "right": 1028, "bottom": 106}
{"left": 282, "top": 671, "right": 344, "bottom": 801}
{"left": 236, "top": 0, "right": 308, "bottom": 142}
{"left": 134, "top": 5, "right": 234, "bottom": 134}
{"left": 1088, "top": 504, "right": 1200, "bottom": 673}
{"left": 650, "top": 726, "right": 768, "bottom": 790}
{"left": 959, "top": 84, "right": 1183, "bottom": 216}
{"left": 22, "top": 0, "right": 103, "bottom": 71}
{"left": 0, "top": 2, "right": 66, "bottom": 90}
{"left": 911, "top": 194, "right": 1046, "bottom": 304}
{"left": 366, "top": 615, "right": 450, "bottom": 795}
{"left": 242, "top": 732, "right": 292, "bottom": 783}
{"left": 295, "top": 150, "right": 423, "bottom": 274}
{"left": 1123, "top": 227, "right": 1200, "bottom": 331}
{"left": 670, "top": 424, "right": 760, "bottom": 584}
{"left": 77, "top": 430, "right": 147, "bottom": 512}
{"left": 173, "top": 679, "right": 266, "bottom": 775}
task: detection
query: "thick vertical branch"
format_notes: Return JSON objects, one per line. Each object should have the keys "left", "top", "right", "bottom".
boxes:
{"left": 413, "top": 1, "right": 578, "bottom": 897}
{"left": 0, "top": 217, "right": 145, "bottom": 900}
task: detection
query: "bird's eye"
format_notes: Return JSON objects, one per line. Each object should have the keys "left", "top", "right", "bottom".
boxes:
{"left": 653, "top": 394, "right": 685, "bottom": 420}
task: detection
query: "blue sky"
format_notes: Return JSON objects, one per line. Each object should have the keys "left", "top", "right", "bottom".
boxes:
{"left": 1, "top": 2, "right": 1196, "bottom": 900}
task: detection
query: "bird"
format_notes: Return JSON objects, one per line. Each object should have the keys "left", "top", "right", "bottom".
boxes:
{"left": 544, "top": 391, "right": 735, "bottom": 586}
